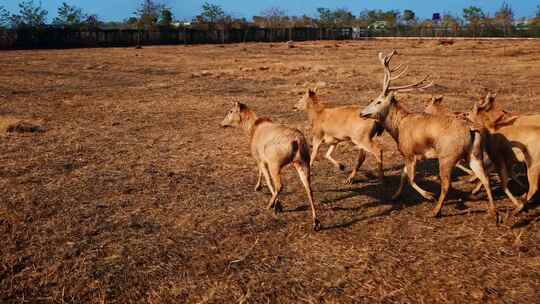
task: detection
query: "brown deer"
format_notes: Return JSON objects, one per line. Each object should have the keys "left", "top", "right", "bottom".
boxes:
{"left": 424, "top": 95, "right": 476, "bottom": 177}
{"left": 470, "top": 93, "right": 540, "bottom": 210}
{"left": 424, "top": 95, "right": 526, "bottom": 195}
{"left": 360, "top": 50, "right": 497, "bottom": 220}
{"left": 294, "top": 88, "right": 384, "bottom": 184}
{"left": 221, "top": 102, "right": 321, "bottom": 230}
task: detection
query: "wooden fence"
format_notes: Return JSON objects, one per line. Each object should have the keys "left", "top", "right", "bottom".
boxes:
{"left": 1, "top": 25, "right": 539, "bottom": 50}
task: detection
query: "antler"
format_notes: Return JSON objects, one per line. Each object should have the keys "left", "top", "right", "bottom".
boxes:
{"left": 378, "top": 50, "right": 433, "bottom": 96}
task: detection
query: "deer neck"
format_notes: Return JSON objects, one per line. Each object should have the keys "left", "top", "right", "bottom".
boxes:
{"left": 240, "top": 110, "right": 258, "bottom": 135}
{"left": 306, "top": 99, "right": 325, "bottom": 125}
{"left": 383, "top": 102, "right": 409, "bottom": 142}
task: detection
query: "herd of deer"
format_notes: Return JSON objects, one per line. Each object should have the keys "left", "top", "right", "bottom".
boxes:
{"left": 221, "top": 50, "right": 540, "bottom": 231}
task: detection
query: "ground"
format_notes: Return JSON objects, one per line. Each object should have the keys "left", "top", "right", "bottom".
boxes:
{"left": 1, "top": 39, "right": 540, "bottom": 303}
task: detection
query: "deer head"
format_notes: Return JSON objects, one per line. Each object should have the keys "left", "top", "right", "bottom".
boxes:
{"left": 361, "top": 50, "right": 433, "bottom": 119}
{"left": 221, "top": 102, "right": 248, "bottom": 127}
{"left": 294, "top": 88, "right": 319, "bottom": 111}
{"left": 470, "top": 93, "right": 517, "bottom": 131}
{"left": 424, "top": 95, "right": 444, "bottom": 115}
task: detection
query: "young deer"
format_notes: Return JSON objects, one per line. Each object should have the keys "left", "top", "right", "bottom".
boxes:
{"left": 470, "top": 93, "right": 540, "bottom": 210}
{"left": 424, "top": 95, "right": 476, "bottom": 177}
{"left": 221, "top": 102, "right": 321, "bottom": 230}
{"left": 294, "top": 88, "right": 384, "bottom": 184}
{"left": 423, "top": 95, "right": 525, "bottom": 194}
{"left": 360, "top": 50, "right": 497, "bottom": 220}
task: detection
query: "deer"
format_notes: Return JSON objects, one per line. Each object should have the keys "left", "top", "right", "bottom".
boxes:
{"left": 221, "top": 102, "right": 321, "bottom": 231}
{"left": 293, "top": 88, "right": 384, "bottom": 184}
{"left": 359, "top": 50, "right": 498, "bottom": 220}
{"left": 469, "top": 93, "right": 540, "bottom": 211}
{"left": 424, "top": 95, "right": 476, "bottom": 177}
{"left": 424, "top": 95, "right": 526, "bottom": 194}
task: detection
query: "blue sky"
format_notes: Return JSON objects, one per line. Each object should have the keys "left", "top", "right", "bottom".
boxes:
{"left": 2, "top": 1, "right": 539, "bottom": 22}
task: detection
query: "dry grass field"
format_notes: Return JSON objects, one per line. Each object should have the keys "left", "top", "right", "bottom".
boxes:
{"left": 1, "top": 39, "right": 540, "bottom": 303}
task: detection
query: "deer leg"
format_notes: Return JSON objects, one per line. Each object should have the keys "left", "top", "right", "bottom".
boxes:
{"left": 525, "top": 164, "right": 540, "bottom": 203}
{"left": 456, "top": 163, "right": 476, "bottom": 179}
{"left": 293, "top": 162, "right": 320, "bottom": 231}
{"left": 260, "top": 162, "right": 275, "bottom": 198}
{"left": 266, "top": 163, "right": 283, "bottom": 212}
{"left": 345, "top": 149, "right": 366, "bottom": 184}
{"left": 471, "top": 180, "right": 484, "bottom": 195}
{"left": 254, "top": 165, "right": 263, "bottom": 192}
{"left": 310, "top": 137, "right": 323, "bottom": 168}
{"left": 392, "top": 166, "right": 408, "bottom": 200}
{"left": 469, "top": 156, "right": 498, "bottom": 220}
{"left": 510, "top": 164, "right": 527, "bottom": 190}
{"left": 406, "top": 158, "right": 435, "bottom": 201}
{"left": 431, "top": 158, "right": 454, "bottom": 218}
{"left": 325, "top": 144, "right": 345, "bottom": 171}
{"left": 353, "top": 138, "right": 384, "bottom": 182}
{"left": 499, "top": 162, "right": 524, "bottom": 214}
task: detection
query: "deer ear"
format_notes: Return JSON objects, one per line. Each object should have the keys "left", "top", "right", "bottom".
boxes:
{"left": 494, "top": 112, "right": 518, "bottom": 128}
{"left": 434, "top": 95, "right": 443, "bottom": 103}
{"left": 308, "top": 89, "right": 317, "bottom": 98}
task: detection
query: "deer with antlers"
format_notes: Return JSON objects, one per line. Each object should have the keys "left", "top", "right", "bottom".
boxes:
{"left": 221, "top": 102, "right": 321, "bottom": 230}
{"left": 469, "top": 93, "right": 540, "bottom": 211}
{"left": 293, "top": 88, "right": 384, "bottom": 184}
{"left": 360, "top": 50, "right": 498, "bottom": 220}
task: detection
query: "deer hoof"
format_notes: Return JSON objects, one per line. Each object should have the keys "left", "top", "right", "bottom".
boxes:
{"left": 344, "top": 177, "right": 354, "bottom": 185}
{"left": 512, "top": 204, "right": 525, "bottom": 215}
{"left": 313, "top": 218, "right": 321, "bottom": 231}
{"left": 424, "top": 192, "right": 436, "bottom": 201}
{"left": 274, "top": 201, "right": 283, "bottom": 213}
{"left": 431, "top": 209, "right": 442, "bottom": 218}
{"left": 488, "top": 209, "right": 500, "bottom": 223}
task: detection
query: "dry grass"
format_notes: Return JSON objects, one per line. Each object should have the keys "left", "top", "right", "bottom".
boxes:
{"left": 1, "top": 40, "right": 540, "bottom": 303}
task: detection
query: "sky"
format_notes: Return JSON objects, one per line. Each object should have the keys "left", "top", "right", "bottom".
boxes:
{"left": 2, "top": 0, "right": 539, "bottom": 22}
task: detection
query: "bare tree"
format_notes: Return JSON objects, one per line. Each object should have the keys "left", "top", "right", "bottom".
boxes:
{"left": 261, "top": 7, "right": 289, "bottom": 41}
{"left": 495, "top": 1, "right": 513, "bottom": 36}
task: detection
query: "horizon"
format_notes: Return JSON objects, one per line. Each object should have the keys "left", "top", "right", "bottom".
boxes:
{"left": 2, "top": 1, "right": 539, "bottom": 22}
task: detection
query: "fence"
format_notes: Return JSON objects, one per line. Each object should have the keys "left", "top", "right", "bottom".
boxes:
{"left": 1, "top": 25, "right": 539, "bottom": 50}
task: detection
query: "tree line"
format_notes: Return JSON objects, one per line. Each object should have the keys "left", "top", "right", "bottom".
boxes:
{"left": 1, "top": 0, "right": 540, "bottom": 35}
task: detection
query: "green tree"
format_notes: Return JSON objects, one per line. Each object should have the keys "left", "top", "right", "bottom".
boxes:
{"left": 53, "top": 2, "right": 86, "bottom": 26}
{"left": 200, "top": 2, "right": 224, "bottom": 23}
{"left": 84, "top": 14, "right": 99, "bottom": 28}
{"left": 135, "top": 0, "right": 166, "bottom": 28}
{"left": 316, "top": 8, "right": 333, "bottom": 27}
{"left": 159, "top": 8, "right": 173, "bottom": 27}
{"left": 333, "top": 8, "right": 354, "bottom": 27}
{"left": 402, "top": 9, "right": 416, "bottom": 25}
{"left": 316, "top": 7, "right": 354, "bottom": 28}
{"left": 0, "top": 6, "right": 10, "bottom": 28}
{"left": 10, "top": 0, "right": 48, "bottom": 28}
{"left": 463, "top": 6, "right": 485, "bottom": 36}
{"left": 358, "top": 9, "right": 400, "bottom": 28}
{"left": 463, "top": 6, "right": 485, "bottom": 24}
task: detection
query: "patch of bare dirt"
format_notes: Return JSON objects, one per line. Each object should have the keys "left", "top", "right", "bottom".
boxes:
{"left": 0, "top": 40, "right": 539, "bottom": 303}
